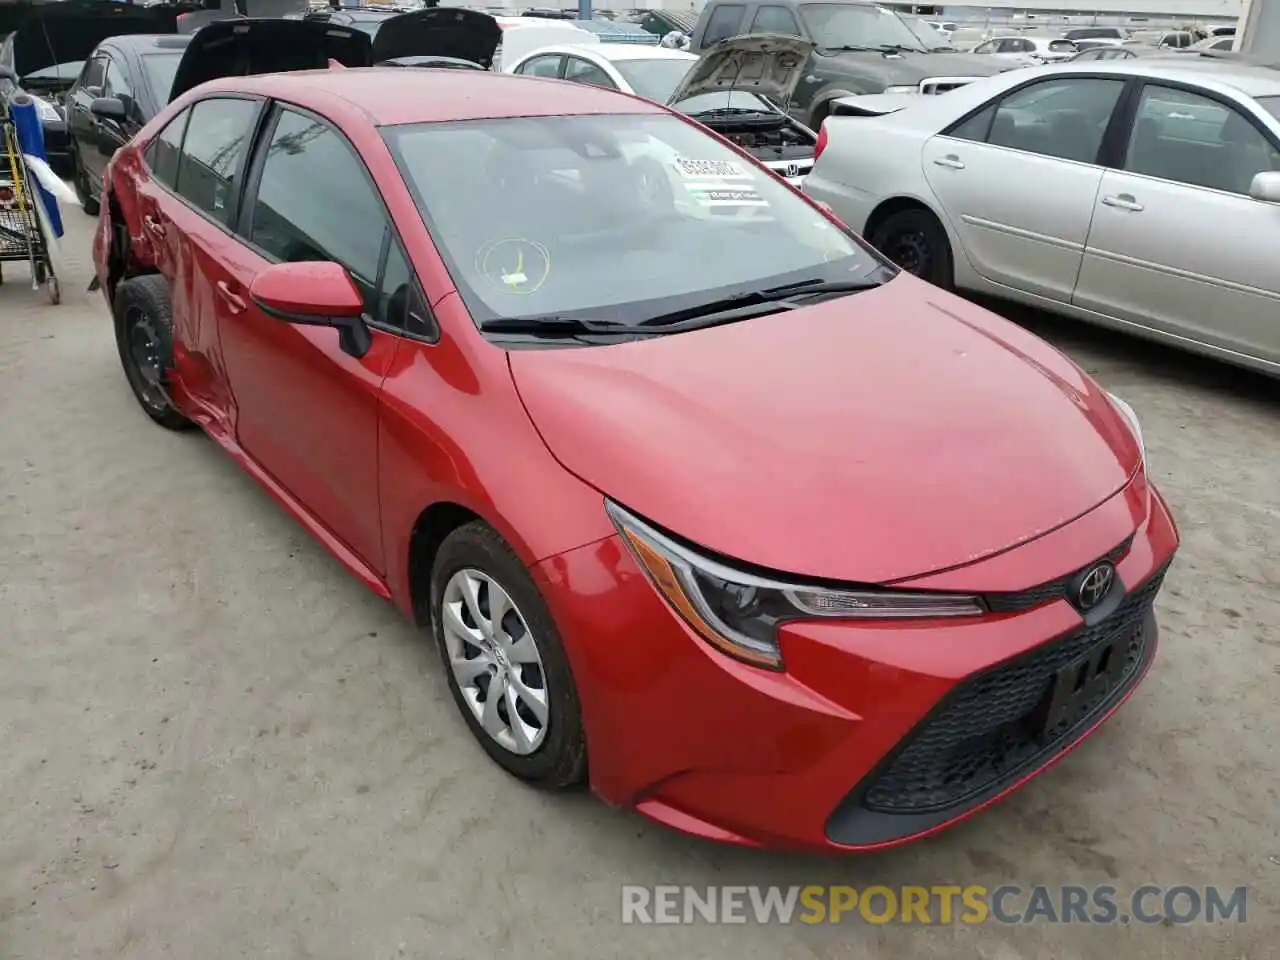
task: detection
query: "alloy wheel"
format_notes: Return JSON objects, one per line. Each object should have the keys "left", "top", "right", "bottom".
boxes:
{"left": 442, "top": 568, "right": 550, "bottom": 755}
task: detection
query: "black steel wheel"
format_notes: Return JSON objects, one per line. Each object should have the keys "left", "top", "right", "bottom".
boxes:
{"left": 113, "top": 275, "right": 192, "bottom": 431}
{"left": 870, "top": 207, "right": 954, "bottom": 289}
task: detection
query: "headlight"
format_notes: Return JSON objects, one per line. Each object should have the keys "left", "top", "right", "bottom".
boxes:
{"left": 882, "top": 85, "right": 920, "bottom": 95}
{"left": 1105, "top": 392, "right": 1145, "bottom": 464}
{"left": 31, "top": 96, "right": 61, "bottom": 123}
{"left": 607, "top": 501, "right": 983, "bottom": 670}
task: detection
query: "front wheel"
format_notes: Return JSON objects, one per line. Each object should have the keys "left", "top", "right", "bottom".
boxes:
{"left": 431, "top": 522, "right": 586, "bottom": 788}
{"left": 113, "top": 274, "right": 192, "bottom": 431}
{"left": 870, "top": 207, "right": 954, "bottom": 289}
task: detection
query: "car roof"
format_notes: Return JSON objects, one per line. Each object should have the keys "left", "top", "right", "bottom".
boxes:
{"left": 102, "top": 34, "right": 192, "bottom": 53}
{"left": 1066, "top": 57, "right": 1280, "bottom": 97}
{"left": 522, "top": 42, "right": 697, "bottom": 62}
{"left": 195, "top": 66, "right": 665, "bottom": 125}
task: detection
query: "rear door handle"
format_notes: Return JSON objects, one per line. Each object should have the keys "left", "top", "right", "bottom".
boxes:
{"left": 215, "top": 280, "right": 246, "bottom": 314}
{"left": 1101, "top": 193, "right": 1143, "bottom": 211}
{"left": 142, "top": 214, "right": 165, "bottom": 238}
{"left": 933, "top": 154, "right": 966, "bottom": 169}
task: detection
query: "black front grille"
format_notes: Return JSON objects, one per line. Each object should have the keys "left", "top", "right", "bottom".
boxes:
{"left": 984, "top": 536, "right": 1134, "bottom": 613}
{"left": 859, "top": 566, "right": 1166, "bottom": 814}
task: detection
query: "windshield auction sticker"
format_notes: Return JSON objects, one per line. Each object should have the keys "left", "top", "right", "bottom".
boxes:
{"left": 672, "top": 157, "right": 769, "bottom": 208}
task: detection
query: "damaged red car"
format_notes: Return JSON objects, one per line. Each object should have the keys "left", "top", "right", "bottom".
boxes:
{"left": 93, "top": 58, "right": 1179, "bottom": 852}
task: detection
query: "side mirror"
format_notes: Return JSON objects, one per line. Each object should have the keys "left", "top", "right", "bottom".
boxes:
{"left": 249, "top": 261, "right": 372, "bottom": 357}
{"left": 90, "top": 97, "right": 126, "bottom": 122}
{"left": 1248, "top": 171, "right": 1280, "bottom": 203}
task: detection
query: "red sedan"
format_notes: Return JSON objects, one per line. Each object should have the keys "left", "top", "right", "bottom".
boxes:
{"left": 92, "top": 64, "right": 1179, "bottom": 853}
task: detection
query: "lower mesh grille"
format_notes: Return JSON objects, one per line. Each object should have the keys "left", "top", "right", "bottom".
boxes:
{"left": 860, "top": 567, "right": 1167, "bottom": 814}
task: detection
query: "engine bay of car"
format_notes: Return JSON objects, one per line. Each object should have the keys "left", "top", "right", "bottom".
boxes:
{"left": 708, "top": 118, "right": 817, "bottom": 163}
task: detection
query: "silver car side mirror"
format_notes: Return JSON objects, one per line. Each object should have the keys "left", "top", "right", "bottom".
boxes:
{"left": 1247, "top": 170, "right": 1280, "bottom": 203}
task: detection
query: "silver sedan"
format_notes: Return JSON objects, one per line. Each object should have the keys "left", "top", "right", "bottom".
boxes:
{"left": 804, "top": 60, "right": 1280, "bottom": 376}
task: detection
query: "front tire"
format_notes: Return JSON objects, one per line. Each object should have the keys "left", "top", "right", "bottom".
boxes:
{"left": 870, "top": 207, "right": 954, "bottom": 289}
{"left": 113, "top": 274, "right": 192, "bottom": 431}
{"left": 430, "top": 522, "right": 586, "bottom": 788}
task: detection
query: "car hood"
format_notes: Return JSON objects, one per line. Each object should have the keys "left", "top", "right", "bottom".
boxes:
{"left": 7, "top": 0, "right": 179, "bottom": 78}
{"left": 830, "top": 48, "right": 1012, "bottom": 81}
{"left": 508, "top": 276, "right": 1142, "bottom": 584}
{"left": 371, "top": 8, "right": 501, "bottom": 70}
{"left": 167, "top": 17, "right": 372, "bottom": 102}
{"left": 666, "top": 34, "right": 815, "bottom": 105}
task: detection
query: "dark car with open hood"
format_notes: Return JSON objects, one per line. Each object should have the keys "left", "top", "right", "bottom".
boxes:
{"left": 0, "top": 0, "right": 181, "bottom": 176}
{"left": 66, "top": 9, "right": 500, "bottom": 216}
{"left": 689, "top": 0, "right": 1016, "bottom": 129}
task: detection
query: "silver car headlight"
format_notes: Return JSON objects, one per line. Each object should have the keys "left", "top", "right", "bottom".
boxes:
{"left": 31, "top": 96, "right": 61, "bottom": 123}
{"left": 882, "top": 85, "right": 920, "bottom": 95}
{"left": 1105, "top": 391, "right": 1145, "bottom": 464}
{"left": 607, "top": 501, "right": 983, "bottom": 670}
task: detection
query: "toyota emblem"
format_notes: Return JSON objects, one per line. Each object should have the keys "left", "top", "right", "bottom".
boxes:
{"left": 1075, "top": 562, "right": 1116, "bottom": 611}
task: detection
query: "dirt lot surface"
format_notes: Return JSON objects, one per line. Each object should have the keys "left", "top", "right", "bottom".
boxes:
{"left": 1, "top": 215, "right": 1276, "bottom": 960}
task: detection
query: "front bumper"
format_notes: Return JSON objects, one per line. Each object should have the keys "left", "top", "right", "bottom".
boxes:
{"left": 532, "top": 475, "right": 1178, "bottom": 852}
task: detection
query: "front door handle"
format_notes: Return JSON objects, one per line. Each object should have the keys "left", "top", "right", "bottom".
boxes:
{"left": 933, "top": 154, "right": 966, "bottom": 169}
{"left": 215, "top": 280, "right": 247, "bottom": 314}
{"left": 142, "top": 214, "right": 165, "bottom": 238}
{"left": 1101, "top": 193, "right": 1143, "bottom": 211}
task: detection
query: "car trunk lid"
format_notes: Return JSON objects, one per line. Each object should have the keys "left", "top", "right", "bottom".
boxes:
{"left": 371, "top": 8, "right": 502, "bottom": 70}
{"left": 167, "top": 16, "right": 372, "bottom": 102}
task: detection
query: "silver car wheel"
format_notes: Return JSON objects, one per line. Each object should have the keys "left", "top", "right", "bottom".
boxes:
{"left": 442, "top": 568, "right": 549, "bottom": 755}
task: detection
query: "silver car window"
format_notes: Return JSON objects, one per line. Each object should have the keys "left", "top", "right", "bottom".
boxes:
{"left": 985, "top": 78, "right": 1125, "bottom": 164}
{"left": 1125, "top": 85, "right": 1280, "bottom": 194}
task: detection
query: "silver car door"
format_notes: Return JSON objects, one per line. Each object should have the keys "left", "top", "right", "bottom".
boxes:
{"left": 1074, "top": 83, "right": 1280, "bottom": 363}
{"left": 923, "top": 76, "right": 1125, "bottom": 303}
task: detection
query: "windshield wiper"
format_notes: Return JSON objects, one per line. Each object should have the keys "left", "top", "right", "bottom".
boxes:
{"left": 818, "top": 44, "right": 877, "bottom": 53}
{"left": 479, "top": 315, "right": 668, "bottom": 337}
{"left": 637, "top": 278, "right": 886, "bottom": 330}
{"left": 480, "top": 279, "right": 885, "bottom": 339}
{"left": 873, "top": 43, "right": 927, "bottom": 53}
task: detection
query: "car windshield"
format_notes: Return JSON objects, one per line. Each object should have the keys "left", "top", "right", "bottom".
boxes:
{"left": 383, "top": 113, "right": 877, "bottom": 329}
{"left": 20, "top": 61, "right": 83, "bottom": 83}
{"left": 611, "top": 57, "right": 692, "bottom": 102}
{"left": 674, "top": 90, "right": 775, "bottom": 114}
{"left": 798, "top": 3, "right": 926, "bottom": 51}
{"left": 903, "top": 18, "right": 951, "bottom": 50}
{"left": 1258, "top": 96, "right": 1280, "bottom": 121}
{"left": 142, "top": 52, "right": 182, "bottom": 103}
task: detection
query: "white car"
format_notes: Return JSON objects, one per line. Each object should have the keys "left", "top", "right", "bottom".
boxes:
{"left": 970, "top": 35, "right": 1079, "bottom": 66}
{"left": 802, "top": 60, "right": 1280, "bottom": 376}
{"left": 505, "top": 36, "right": 820, "bottom": 187}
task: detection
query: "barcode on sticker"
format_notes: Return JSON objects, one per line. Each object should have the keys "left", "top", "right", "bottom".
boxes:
{"left": 673, "top": 158, "right": 750, "bottom": 180}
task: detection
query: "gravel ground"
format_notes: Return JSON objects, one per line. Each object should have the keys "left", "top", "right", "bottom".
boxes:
{"left": 0, "top": 215, "right": 1276, "bottom": 960}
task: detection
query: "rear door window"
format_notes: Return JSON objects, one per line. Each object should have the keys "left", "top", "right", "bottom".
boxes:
{"left": 175, "top": 97, "right": 260, "bottom": 228}
{"left": 146, "top": 107, "right": 189, "bottom": 190}
{"left": 516, "top": 54, "right": 564, "bottom": 78}
{"left": 563, "top": 57, "right": 617, "bottom": 89}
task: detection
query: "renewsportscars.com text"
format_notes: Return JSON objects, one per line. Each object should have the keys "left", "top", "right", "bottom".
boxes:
{"left": 620, "top": 884, "right": 1248, "bottom": 926}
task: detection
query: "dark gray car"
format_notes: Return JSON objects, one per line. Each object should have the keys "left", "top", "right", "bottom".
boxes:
{"left": 689, "top": 0, "right": 1013, "bottom": 128}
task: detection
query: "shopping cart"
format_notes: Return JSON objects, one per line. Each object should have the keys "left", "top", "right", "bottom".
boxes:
{"left": 0, "top": 69, "right": 61, "bottom": 305}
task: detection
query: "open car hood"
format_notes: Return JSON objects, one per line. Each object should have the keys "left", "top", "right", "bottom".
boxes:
{"left": 7, "top": 0, "right": 179, "bottom": 79}
{"left": 666, "top": 34, "right": 814, "bottom": 107}
{"left": 371, "top": 8, "right": 501, "bottom": 70}
{"left": 168, "top": 17, "right": 372, "bottom": 102}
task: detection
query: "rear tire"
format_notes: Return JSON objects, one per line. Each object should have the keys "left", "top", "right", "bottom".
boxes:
{"left": 869, "top": 207, "right": 954, "bottom": 289}
{"left": 113, "top": 274, "right": 193, "bottom": 431}
{"left": 430, "top": 521, "right": 586, "bottom": 789}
